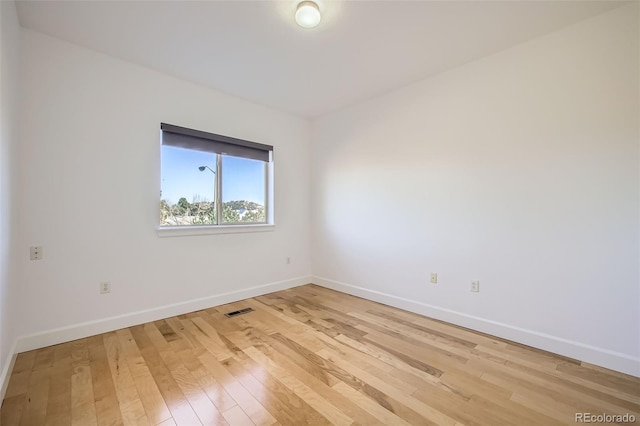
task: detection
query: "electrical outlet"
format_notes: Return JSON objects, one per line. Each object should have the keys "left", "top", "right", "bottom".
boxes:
{"left": 471, "top": 280, "right": 480, "bottom": 292}
{"left": 430, "top": 273, "right": 437, "bottom": 284}
{"left": 30, "top": 246, "right": 43, "bottom": 261}
{"left": 100, "top": 282, "right": 111, "bottom": 294}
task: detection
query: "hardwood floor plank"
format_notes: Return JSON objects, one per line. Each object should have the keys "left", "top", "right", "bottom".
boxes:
{"left": 481, "top": 353, "right": 640, "bottom": 416}
{"left": 12, "top": 351, "right": 37, "bottom": 375}
{"left": 45, "top": 343, "right": 73, "bottom": 425}
{"left": 197, "top": 350, "right": 278, "bottom": 426}
{"left": 331, "top": 381, "right": 409, "bottom": 426}
{"left": 1, "top": 352, "right": 37, "bottom": 424}
{"left": 356, "top": 297, "right": 507, "bottom": 348}
{"left": 172, "top": 345, "right": 237, "bottom": 413}
{"left": 70, "top": 339, "right": 98, "bottom": 426}
{"left": 365, "top": 309, "right": 477, "bottom": 349}
{"left": 155, "top": 418, "right": 176, "bottom": 426}
{"left": 129, "top": 325, "right": 202, "bottom": 425}
{"left": 32, "top": 346, "right": 56, "bottom": 371}
{"left": 317, "top": 346, "right": 457, "bottom": 426}
{"left": 223, "top": 353, "right": 330, "bottom": 425}
{"left": 330, "top": 333, "right": 442, "bottom": 386}
{"left": 223, "top": 326, "right": 382, "bottom": 425}
{"left": 116, "top": 329, "right": 171, "bottom": 425}
{"left": 19, "top": 360, "right": 52, "bottom": 425}
{"left": 142, "top": 322, "right": 227, "bottom": 426}
{"left": 4, "top": 370, "right": 31, "bottom": 400}
{"left": 509, "top": 389, "right": 590, "bottom": 423}
{"left": 355, "top": 323, "right": 464, "bottom": 373}
{"left": 245, "top": 328, "right": 395, "bottom": 422}
{"left": 546, "top": 362, "right": 640, "bottom": 405}
{"left": 87, "top": 335, "right": 125, "bottom": 426}
{"left": 164, "top": 317, "right": 206, "bottom": 354}
{"left": 439, "top": 370, "right": 512, "bottom": 402}
{"left": 256, "top": 331, "right": 339, "bottom": 388}
{"left": 482, "top": 367, "right": 639, "bottom": 417}
{"left": 241, "top": 345, "right": 353, "bottom": 426}
{"left": 1, "top": 394, "right": 27, "bottom": 425}
{"left": 556, "top": 360, "right": 640, "bottom": 396}
{"left": 348, "top": 311, "right": 468, "bottom": 362}
{"left": 2, "top": 284, "right": 638, "bottom": 425}
{"left": 180, "top": 318, "right": 234, "bottom": 362}
{"left": 272, "top": 331, "right": 417, "bottom": 397}
{"left": 167, "top": 317, "right": 236, "bottom": 414}
{"left": 4, "top": 351, "right": 36, "bottom": 398}
{"left": 469, "top": 393, "right": 562, "bottom": 426}
{"left": 189, "top": 317, "right": 234, "bottom": 356}
{"left": 103, "top": 332, "right": 150, "bottom": 426}
{"left": 221, "top": 405, "right": 255, "bottom": 426}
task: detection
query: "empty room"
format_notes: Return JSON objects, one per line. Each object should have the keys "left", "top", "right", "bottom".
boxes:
{"left": 0, "top": 0, "right": 638, "bottom": 424}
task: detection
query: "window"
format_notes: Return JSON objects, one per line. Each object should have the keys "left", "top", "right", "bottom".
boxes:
{"left": 160, "top": 123, "right": 273, "bottom": 229}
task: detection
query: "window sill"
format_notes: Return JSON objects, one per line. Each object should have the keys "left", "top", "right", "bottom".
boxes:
{"left": 157, "top": 224, "right": 275, "bottom": 238}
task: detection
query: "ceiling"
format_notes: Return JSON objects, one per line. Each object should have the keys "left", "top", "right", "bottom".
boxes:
{"left": 16, "top": 0, "right": 625, "bottom": 118}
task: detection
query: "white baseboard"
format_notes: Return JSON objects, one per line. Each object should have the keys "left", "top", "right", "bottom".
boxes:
{"left": 312, "top": 276, "right": 640, "bottom": 378}
{"left": 15, "top": 275, "right": 311, "bottom": 354}
{"left": 0, "top": 340, "right": 18, "bottom": 402}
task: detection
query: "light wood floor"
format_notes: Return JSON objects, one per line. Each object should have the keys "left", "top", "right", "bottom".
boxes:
{"left": 2, "top": 284, "right": 639, "bottom": 425}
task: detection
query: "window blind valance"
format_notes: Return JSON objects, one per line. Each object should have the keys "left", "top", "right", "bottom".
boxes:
{"left": 161, "top": 123, "right": 273, "bottom": 162}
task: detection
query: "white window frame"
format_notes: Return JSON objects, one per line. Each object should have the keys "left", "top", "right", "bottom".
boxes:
{"left": 157, "top": 123, "right": 275, "bottom": 237}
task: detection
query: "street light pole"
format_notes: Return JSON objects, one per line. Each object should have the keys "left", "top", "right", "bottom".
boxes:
{"left": 198, "top": 165, "right": 216, "bottom": 223}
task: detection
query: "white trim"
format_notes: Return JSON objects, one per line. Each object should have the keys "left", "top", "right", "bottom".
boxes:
{"left": 312, "top": 276, "right": 640, "bottom": 378}
{"left": 156, "top": 224, "right": 275, "bottom": 238}
{"left": 15, "top": 276, "right": 310, "bottom": 353}
{"left": 0, "top": 340, "right": 18, "bottom": 402}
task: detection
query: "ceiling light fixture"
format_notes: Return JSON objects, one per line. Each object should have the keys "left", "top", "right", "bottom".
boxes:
{"left": 295, "top": 1, "right": 321, "bottom": 29}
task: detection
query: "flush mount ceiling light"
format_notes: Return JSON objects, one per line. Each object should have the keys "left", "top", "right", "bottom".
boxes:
{"left": 295, "top": 1, "right": 321, "bottom": 29}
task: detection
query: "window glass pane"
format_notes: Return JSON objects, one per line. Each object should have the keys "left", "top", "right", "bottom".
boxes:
{"left": 221, "top": 155, "right": 266, "bottom": 224}
{"left": 160, "top": 145, "right": 217, "bottom": 226}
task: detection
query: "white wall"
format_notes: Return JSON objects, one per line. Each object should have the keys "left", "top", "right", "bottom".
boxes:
{"left": 0, "top": 0, "right": 21, "bottom": 395}
{"left": 311, "top": 4, "right": 639, "bottom": 376}
{"left": 14, "top": 29, "right": 311, "bottom": 348}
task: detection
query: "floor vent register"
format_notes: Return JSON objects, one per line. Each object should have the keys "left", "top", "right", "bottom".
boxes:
{"left": 224, "top": 307, "right": 255, "bottom": 318}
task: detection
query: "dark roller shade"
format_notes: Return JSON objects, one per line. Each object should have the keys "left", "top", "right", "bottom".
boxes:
{"left": 161, "top": 123, "right": 273, "bottom": 162}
